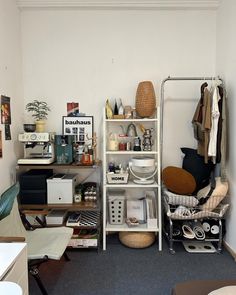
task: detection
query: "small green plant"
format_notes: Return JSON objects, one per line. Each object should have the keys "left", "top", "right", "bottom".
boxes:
{"left": 25, "top": 100, "right": 51, "bottom": 121}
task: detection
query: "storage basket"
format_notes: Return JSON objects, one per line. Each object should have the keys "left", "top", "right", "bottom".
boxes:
{"left": 108, "top": 190, "right": 126, "bottom": 225}
{"left": 106, "top": 172, "right": 129, "bottom": 184}
{"left": 135, "top": 81, "right": 156, "bottom": 118}
{"left": 119, "top": 232, "right": 156, "bottom": 248}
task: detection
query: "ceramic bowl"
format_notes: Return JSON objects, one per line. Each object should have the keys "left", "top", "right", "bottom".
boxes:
{"left": 23, "top": 124, "right": 36, "bottom": 132}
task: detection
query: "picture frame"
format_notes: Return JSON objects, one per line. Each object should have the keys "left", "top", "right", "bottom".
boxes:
{"left": 0, "top": 130, "right": 2, "bottom": 158}
{"left": 62, "top": 116, "right": 94, "bottom": 145}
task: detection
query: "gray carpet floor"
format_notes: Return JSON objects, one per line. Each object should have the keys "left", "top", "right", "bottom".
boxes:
{"left": 29, "top": 234, "right": 236, "bottom": 295}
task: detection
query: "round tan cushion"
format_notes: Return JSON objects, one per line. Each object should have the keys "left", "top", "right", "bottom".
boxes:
{"left": 119, "top": 232, "right": 155, "bottom": 248}
{"left": 162, "top": 166, "right": 196, "bottom": 195}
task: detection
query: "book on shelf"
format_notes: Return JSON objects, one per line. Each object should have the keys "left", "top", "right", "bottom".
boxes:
{"left": 66, "top": 212, "right": 81, "bottom": 226}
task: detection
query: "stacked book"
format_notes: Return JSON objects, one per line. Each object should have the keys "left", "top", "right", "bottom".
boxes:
{"left": 66, "top": 212, "right": 81, "bottom": 226}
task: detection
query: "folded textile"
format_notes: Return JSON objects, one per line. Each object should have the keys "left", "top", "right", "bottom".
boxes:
{"left": 174, "top": 206, "right": 192, "bottom": 217}
{"left": 163, "top": 188, "right": 199, "bottom": 207}
{"left": 201, "top": 177, "right": 228, "bottom": 211}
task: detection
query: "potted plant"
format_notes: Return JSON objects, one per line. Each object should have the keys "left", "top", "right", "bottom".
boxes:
{"left": 25, "top": 100, "right": 51, "bottom": 132}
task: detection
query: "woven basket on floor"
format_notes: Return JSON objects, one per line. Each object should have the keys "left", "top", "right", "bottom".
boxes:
{"left": 119, "top": 232, "right": 155, "bottom": 248}
{"left": 135, "top": 81, "right": 156, "bottom": 118}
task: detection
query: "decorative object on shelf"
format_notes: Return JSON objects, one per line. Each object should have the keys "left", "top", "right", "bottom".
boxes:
{"left": 133, "top": 137, "right": 141, "bottom": 151}
{"left": 25, "top": 100, "right": 51, "bottom": 132}
{"left": 113, "top": 98, "right": 119, "bottom": 115}
{"left": 126, "top": 123, "right": 138, "bottom": 137}
{"left": 135, "top": 81, "right": 156, "bottom": 118}
{"left": 119, "top": 232, "right": 155, "bottom": 248}
{"left": 129, "top": 156, "right": 157, "bottom": 184}
{"left": 108, "top": 132, "right": 119, "bottom": 151}
{"left": 118, "top": 98, "right": 124, "bottom": 115}
{"left": 86, "top": 132, "right": 98, "bottom": 164}
{"left": 126, "top": 217, "right": 139, "bottom": 227}
{"left": 105, "top": 99, "right": 113, "bottom": 119}
{"left": 124, "top": 105, "right": 132, "bottom": 119}
{"left": 142, "top": 127, "right": 154, "bottom": 151}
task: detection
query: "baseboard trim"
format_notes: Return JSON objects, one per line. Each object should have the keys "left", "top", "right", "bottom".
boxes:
{"left": 223, "top": 240, "right": 236, "bottom": 261}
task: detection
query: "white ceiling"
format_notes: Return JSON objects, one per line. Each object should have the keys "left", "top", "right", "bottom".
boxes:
{"left": 16, "top": 0, "right": 220, "bottom": 9}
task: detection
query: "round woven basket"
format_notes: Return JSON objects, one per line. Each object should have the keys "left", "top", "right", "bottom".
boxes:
{"left": 119, "top": 232, "right": 155, "bottom": 248}
{"left": 135, "top": 81, "right": 156, "bottom": 118}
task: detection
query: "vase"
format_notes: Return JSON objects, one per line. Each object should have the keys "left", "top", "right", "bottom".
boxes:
{"left": 35, "top": 120, "right": 46, "bottom": 132}
{"left": 135, "top": 81, "right": 156, "bottom": 118}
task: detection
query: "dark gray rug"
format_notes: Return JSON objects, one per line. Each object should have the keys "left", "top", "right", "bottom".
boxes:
{"left": 29, "top": 234, "right": 236, "bottom": 295}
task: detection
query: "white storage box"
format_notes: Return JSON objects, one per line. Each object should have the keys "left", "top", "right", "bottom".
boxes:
{"left": 46, "top": 209, "right": 67, "bottom": 225}
{"left": 108, "top": 189, "right": 126, "bottom": 225}
{"left": 107, "top": 172, "right": 129, "bottom": 184}
{"left": 47, "top": 173, "right": 77, "bottom": 204}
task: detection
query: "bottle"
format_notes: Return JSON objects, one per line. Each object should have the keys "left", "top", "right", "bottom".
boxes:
{"left": 118, "top": 98, "right": 124, "bottom": 115}
{"left": 114, "top": 99, "right": 118, "bottom": 115}
{"left": 106, "top": 99, "right": 113, "bottom": 119}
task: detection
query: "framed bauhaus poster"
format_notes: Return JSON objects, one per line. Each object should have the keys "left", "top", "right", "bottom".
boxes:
{"left": 62, "top": 116, "right": 94, "bottom": 145}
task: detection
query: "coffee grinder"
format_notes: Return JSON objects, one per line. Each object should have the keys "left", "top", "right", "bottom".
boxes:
{"left": 55, "top": 135, "right": 74, "bottom": 164}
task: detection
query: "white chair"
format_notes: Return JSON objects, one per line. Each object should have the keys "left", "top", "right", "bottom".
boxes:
{"left": 0, "top": 184, "right": 73, "bottom": 295}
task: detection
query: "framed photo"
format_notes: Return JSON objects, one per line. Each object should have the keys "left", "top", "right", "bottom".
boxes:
{"left": 62, "top": 116, "right": 94, "bottom": 144}
{"left": 0, "top": 130, "right": 2, "bottom": 157}
{"left": 67, "top": 102, "right": 79, "bottom": 117}
{"left": 1, "top": 95, "right": 11, "bottom": 124}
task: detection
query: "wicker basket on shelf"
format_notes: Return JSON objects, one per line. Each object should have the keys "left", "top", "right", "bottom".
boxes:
{"left": 135, "top": 81, "right": 156, "bottom": 118}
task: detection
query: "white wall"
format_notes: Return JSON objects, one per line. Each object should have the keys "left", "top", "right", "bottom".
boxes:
{"left": 0, "top": 0, "right": 23, "bottom": 192}
{"left": 216, "top": 0, "right": 236, "bottom": 253}
{"left": 20, "top": 8, "right": 216, "bottom": 164}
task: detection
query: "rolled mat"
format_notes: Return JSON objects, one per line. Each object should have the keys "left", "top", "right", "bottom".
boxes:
{"left": 193, "top": 222, "right": 206, "bottom": 240}
{"left": 182, "top": 223, "right": 195, "bottom": 239}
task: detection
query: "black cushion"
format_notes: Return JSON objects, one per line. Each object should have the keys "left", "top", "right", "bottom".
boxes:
{"left": 181, "top": 147, "right": 214, "bottom": 192}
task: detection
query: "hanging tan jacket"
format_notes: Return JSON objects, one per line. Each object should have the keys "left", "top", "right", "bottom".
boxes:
{"left": 192, "top": 87, "right": 212, "bottom": 163}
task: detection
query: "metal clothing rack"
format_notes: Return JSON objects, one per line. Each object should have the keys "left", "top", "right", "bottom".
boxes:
{"left": 160, "top": 76, "right": 225, "bottom": 254}
{"left": 160, "top": 75, "right": 223, "bottom": 169}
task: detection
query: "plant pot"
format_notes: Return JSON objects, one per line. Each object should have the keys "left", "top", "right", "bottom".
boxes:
{"left": 35, "top": 120, "right": 46, "bottom": 132}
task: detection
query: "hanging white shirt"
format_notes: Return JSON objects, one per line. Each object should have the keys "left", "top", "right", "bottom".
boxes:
{"left": 208, "top": 85, "right": 221, "bottom": 163}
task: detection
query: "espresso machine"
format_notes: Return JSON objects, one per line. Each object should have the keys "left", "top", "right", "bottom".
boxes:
{"left": 17, "top": 132, "right": 56, "bottom": 164}
{"left": 55, "top": 135, "right": 74, "bottom": 164}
